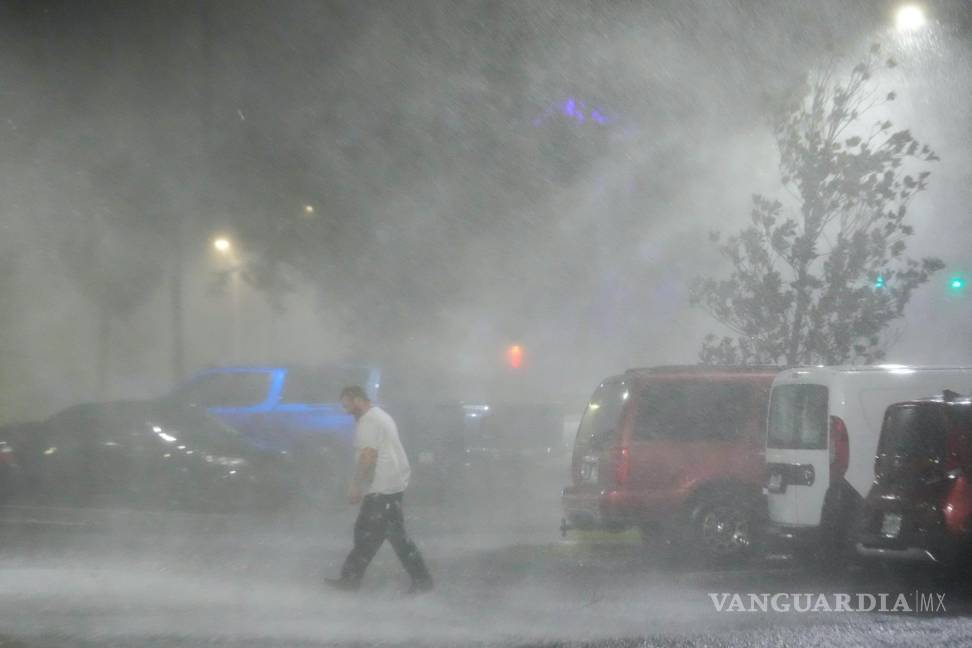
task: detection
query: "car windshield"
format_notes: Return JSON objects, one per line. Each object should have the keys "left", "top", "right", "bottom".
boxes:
{"left": 767, "top": 384, "right": 829, "bottom": 450}
{"left": 151, "top": 405, "right": 248, "bottom": 457}
{"left": 879, "top": 403, "right": 946, "bottom": 461}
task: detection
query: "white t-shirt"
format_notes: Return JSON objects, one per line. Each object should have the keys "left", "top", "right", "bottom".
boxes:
{"left": 354, "top": 406, "right": 411, "bottom": 495}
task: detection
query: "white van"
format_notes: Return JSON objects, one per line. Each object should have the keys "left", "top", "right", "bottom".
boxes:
{"left": 764, "top": 365, "right": 972, "bottom": 553}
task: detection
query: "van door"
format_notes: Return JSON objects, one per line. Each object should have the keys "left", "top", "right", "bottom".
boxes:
{"left": 766, "top": 384, "right": 830, "bottom": 526}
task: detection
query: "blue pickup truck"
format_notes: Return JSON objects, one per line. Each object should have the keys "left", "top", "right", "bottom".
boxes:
{"left": 162, "top": 365, "right": 382, "bottom": 505}
{"left": 165, "top": 365, "right": 380, "bottom": 451}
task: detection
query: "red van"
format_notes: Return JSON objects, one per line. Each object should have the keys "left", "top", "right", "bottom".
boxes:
{"left": 561, "top": 366, "right": 779, "bottom": 563}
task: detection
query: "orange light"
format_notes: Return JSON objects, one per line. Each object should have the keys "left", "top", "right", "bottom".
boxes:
{"left": 506, "top": 344, "right": 523, "bottom": 369}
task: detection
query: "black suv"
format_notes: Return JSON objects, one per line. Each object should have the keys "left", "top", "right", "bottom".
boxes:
{"left": 855, "top": 391, "right": 972, "bottom": 568}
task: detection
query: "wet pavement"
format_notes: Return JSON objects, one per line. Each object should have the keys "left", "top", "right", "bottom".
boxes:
{"left": 0, "top": 499, "right": 971, "bottom": 647}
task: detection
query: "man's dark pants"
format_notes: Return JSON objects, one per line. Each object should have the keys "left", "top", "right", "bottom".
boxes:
{"left": 340, "top": 492, "right": 431, "bottom": 586}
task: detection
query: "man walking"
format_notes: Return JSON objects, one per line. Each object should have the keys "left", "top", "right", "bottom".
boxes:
{"left": 325, "top": 386, "right": 433, "bottom": 594}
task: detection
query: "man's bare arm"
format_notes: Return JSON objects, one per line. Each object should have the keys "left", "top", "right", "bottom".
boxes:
{"left": 350, "top": 447, "right": 378, "bottom": 501}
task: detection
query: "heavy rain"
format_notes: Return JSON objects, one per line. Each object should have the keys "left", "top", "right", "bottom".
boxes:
{"left": 0, "top": 1, "right": 971, "bottom": 647}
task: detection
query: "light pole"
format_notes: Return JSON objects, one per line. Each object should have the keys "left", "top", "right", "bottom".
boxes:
{"left": 213, "top": 236, "right": 241, "bottom": 362}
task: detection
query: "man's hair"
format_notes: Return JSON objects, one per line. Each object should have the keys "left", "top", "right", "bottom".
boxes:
{"left": 339, "top": 385, "right": 369, "bottom": 401}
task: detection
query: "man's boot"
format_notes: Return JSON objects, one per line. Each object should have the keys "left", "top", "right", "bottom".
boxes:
{"left": 324, "top": 577, "right": 360, "bottom": 592}
{"left": 406, "top": 577, "right": 434, "bottom": 595}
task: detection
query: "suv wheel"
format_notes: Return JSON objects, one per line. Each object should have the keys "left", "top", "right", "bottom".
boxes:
{"left": 691, "top": 494, "right": 759, "bottom": 565}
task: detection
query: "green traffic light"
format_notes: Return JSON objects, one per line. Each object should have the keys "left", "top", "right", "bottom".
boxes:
{"left": 950, "top": 277, "right": 965, "bottom": 290}
{"left": 874, "top": 275, "right": 885, "bottom": 289}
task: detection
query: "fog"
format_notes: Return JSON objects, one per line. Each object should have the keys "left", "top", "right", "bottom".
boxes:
{"left": 0, "top": 0, "right": 966, "bottom": 418}
{"left": 0, "top": 1, "right": 971, "bottom": 646}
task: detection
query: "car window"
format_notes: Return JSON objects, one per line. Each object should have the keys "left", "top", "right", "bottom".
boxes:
{"left": 575, "top": 381, "right": 628, "bottom": 448}
{"left": 279, "top": 367, "right": 373, "bottom": 404}
{"left": 946, "top": 404, "right": 972, "bottom": 433}
{"left": 767, "top": 384, "right": 828, "bottom": 450}
{"left": 879, "top": 403, "right": 946, "bottom": 461}
{"left": 633, "top": 380, "right": 754, "bottom": 441}
{"left": 170, "top": 371, "right": 272, "bottom": 408}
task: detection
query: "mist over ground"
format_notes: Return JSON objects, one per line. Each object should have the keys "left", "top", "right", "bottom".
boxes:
{"left": 4, "top": 483, "right": 972, "bottom": 648}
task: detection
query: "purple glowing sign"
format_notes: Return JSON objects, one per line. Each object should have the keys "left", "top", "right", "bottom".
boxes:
{"left": 532, "top": 97, "right": 612, "bottom": 128}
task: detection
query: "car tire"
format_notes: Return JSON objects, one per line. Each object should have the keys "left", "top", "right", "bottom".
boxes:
{"left": 688, "top": 492, "right": 761, "bottom": 566}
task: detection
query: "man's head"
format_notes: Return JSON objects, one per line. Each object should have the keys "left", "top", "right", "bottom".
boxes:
{"left": 340, "top": 385, "right": 371, "bottom": 418}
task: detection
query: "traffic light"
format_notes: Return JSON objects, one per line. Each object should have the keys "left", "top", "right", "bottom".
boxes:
{"left": 873, "top": 275, "right": 886, "bottom": 289}
{"left": 505, "top": 344, "right": 524, "bottom": 369}
{"left": 949, "top": 276, "right": 965, "bottom": 291}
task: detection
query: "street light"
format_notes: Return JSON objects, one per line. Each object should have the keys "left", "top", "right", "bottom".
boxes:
{"left": 303, "top": 204, "right": 315, "bottom": 215}
{"left": 213, "top": 237, "right": 232, "bottom": 254}
{"left": 895, "top": 5, "right": 926, "bottom": 32}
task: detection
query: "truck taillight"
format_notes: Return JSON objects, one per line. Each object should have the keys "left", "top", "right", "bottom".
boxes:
{"left": 829, "top": 416, "right": 849, "bottom": 481}
{"left": 614, "top": 447, "right": 630, "bottom": 485}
